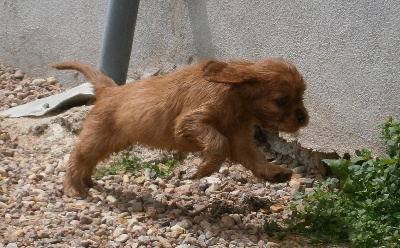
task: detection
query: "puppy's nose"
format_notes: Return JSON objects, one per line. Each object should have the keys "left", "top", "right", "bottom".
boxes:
{"left": 296, "top": 110, "right": 308, "bottom": 125}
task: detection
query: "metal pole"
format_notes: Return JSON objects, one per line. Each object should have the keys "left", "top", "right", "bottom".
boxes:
{"left": 98, "top": 0, "right": 140, "bottom": 85}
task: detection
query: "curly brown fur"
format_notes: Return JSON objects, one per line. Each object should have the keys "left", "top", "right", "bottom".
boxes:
{"left": 52, "top": 58, "right": 309, "bottom": 198}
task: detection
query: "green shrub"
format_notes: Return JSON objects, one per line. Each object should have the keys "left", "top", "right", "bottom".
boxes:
{"left": 273, "top": 118, "right": 400, "bottom": 247}
{"left": 93, "top": 155, "right": 179, "bottom": 180}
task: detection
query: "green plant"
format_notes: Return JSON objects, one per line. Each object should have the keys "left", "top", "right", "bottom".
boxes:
{"left": 273, "top": 118, "right": 400, "bottom": 247}
{"left": 93, "top": 155, "right": 179, "bottom": 180}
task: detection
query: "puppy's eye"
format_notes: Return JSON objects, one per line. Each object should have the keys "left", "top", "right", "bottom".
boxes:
{"left": 276, "top": 97, "right": 288, "bottom": 107}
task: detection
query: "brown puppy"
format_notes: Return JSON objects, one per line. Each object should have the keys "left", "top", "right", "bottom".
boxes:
{"left": 52, "top": 59, "right": 309, "bottom": 198}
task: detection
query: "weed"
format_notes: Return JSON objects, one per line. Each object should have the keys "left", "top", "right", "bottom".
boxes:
{"left": 266, "top": 118, "right": 400, "bottom": 247}
{"left": 93, "top": 155, "right": 179, "bottom": 180}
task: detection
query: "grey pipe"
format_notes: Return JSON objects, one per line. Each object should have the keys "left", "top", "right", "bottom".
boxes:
{"left": 98, "top": 0, "right": 140, "bottom": 85}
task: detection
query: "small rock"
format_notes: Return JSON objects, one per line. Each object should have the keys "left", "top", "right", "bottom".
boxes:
{"left": 0, "top": 132, "right": 10, "bottom": 141}
{"left": 205, "top": 176, "right": 221, "bottom": 184}
{"left": 292, "top": 166, "right": 307, "bottom": 174}
{"left": 0, "top": 167, "right": 8, "bottom": 177}
{"left": 205, "top": 231, "right": 215, "bottom": 239}
{"left": 221, "top": 215, "right": 235, "bottom": 228}
{"left": 115, "top": 233, "right": 129, "bottom": 243}
{"left": 80, "top": 240, "right": 94, "bottom": 247}
{"left": 231, "top": 214, "right": 242, "bottom": 224}
{"left": 176, "top": 219, "right": 192, "bottom": 229}
{"left": 44, "top": 164, "right": 55, "bottom": 174}
{"left": 13, "top": 69, "right": 24, "bottom": 79}
{"left": 6, "top": 243, "right": 18, "bottom": 248}
{"left": 193, "top": 204, "right": 207, "bottom": 213}
{"left": 0, "top": 150, "right": 14, "bottom": 158}
{"left": 147, "top": 226, "right": 158, "bottom": 235}
{"left": 300, "top": 177, "right": 315, "bottom": 188}
{"left": 129, "top": 200, "right": 143, "bottom": 212}
{"left": 142, "top": 68, "right": 161, "bottom": 78}
{"left": 12, "top": 229, "right": 25, "bottom": 238}
{"left": 164, "top": 187, "right": 175, "bottom": 194}
{"left": 267, "top": 241, "right": 279, "bottom": 248}
{"left": 171, "top": 224, "right": 185, "bottom": 234}
{"left": 129, "top": 225, "right": 144, "bottom": 233}
{"left": 113, "top": 227, "right": 127, "bottom": 238}
{"left": 258, "top": 240, "right": 266, "bottom": 247}
{"left": 205, "top": 182, "right": 220, "bottom": 194}
{"left": 270, "top": 204, "right": 285, "bottom": 213}
{"left": 65, "top": 212, "right": 78, "bottom": 220}
{"left": 106, "top": 195, "right": 117, "bottom": 203}
{"left": 30, "top": 123, "right": 48, "bottom": 135}
{"left": 46, "top": 76, "right": 58, "bottom": 85}
{"left": 123, "top": 174, "right": 130, "bottom": 183}
{"left": 147, "top": 206, "right": 158, "bottom": 218}
{"left": 289, "top": 179, "right": 303, "bottom": 191}
{"left": 219, "top": 166, "right": 229, "bottom": 175}
{"left": 175, "top": 184, "right": 192, "bottom": 196}
{"left": 157, "top": 236, "right": 172, "bottom": 248}
{"left": 80, "top": 215, "right": 93, "bottom": 224}
{"left": 134, "top": 176, "right": 146, "bottom": 184}
{"left": 148, "top": 184, "right": 158, "bottom": 191}
{"left": 198, "top": 182, "right": 208, "bottom": 192}
{"left": 37, "top": 230, "right": 51, "bottom": 238}
{"left": 32, "top": 78, "right": 45, "bottom": 86}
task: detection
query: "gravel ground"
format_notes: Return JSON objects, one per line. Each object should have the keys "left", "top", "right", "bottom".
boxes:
{"left": 0, "top": 62, "right": 323, "bottom": 248}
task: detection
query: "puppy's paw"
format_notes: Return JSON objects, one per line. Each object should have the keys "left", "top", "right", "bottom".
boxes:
{"left": 195, "top": 169, "right": 213, "bottom": 179}
{"left": 270, "top": 167, "right": 293, "bottom": 183}
{"left": 63, "top": 181, "right": 89, "bottom": 199}
{"left": 195, "top": 164, "right": 220, "bottom": 179}
{"left": 254, "top": 165, "right": 292, "bottom": 183}
{"left": 84, "top": 177, "right": 95, "bottom": 188}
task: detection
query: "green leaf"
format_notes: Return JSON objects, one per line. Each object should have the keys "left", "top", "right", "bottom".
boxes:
{"left": 283, "top": 118, "right": 400, "bottom": 247}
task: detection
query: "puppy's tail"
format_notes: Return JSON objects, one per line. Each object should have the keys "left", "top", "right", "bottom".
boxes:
{"left": 51, "top": 62, "right": 117, "bottom": 95}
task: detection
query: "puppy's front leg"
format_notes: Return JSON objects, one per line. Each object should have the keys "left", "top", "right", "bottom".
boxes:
{"left": 230, "top": 130, "right": 292, "bottom": 183}
{"left": 175, "top": 111, "right": 230, "bottom": 178}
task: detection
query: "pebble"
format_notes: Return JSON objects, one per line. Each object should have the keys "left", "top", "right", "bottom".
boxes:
{"left": 106, "top": 195, "right": 117, "bottom": 203}
{"left": 13, "top": 69, "right": 24, "bottom": 79}
{"left": 292, "top": 165, "right": 307, "bottom": 174}
{"left": 32, "top": 78, "right": 45, "bottom": 86}
{"left": 6, "top": 243, "right": 18, "bottom": 248}
{"left": 267, "top": 241, "right": 279, "bottom": 247}
{"left": 46, "top": 76, "right": 58, "bottom": 85}
{"left": 270, "top": 204, "right": 285, "bottom": 213}
{"left": 205, "top": 182, "right": 220, "bottom": 194}
{"left": 80, "top": 215, "right": 93, "bottom": 224}
{"left": 115, "top": 233, "right": 129, "bottom": 243}
{"left": 0, "top": 167, "right": 9, "bottom": 176}
{"left": 129, "top": 200, "right": 143, "bottom": 212}
{"left": 123, "top": 174, "right": 130, "bottom": 183}
{"left": 221, "top": 215, "right": 235, "bottom": 228}
{"left": 134, "top": 176, "right": 146, "bottom": 184}
{"left": 171, "top": 224, "right": 185, "bottom": 234}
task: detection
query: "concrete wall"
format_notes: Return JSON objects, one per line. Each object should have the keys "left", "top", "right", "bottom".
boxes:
{"left": 1, "top": 0, "right": 399, "bottom": 156}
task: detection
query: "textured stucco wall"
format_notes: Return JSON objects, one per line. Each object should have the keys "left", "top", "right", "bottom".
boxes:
{"left": 1, "top": 0, "right": 399, "bottom": 156}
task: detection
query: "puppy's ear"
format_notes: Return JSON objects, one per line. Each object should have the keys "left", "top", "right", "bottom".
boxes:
{"left": 203, "top": 60, "right": 255, "bottom": 83}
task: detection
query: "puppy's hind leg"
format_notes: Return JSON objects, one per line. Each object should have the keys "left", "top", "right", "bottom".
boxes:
{"left": 63, "top": 115, "right": 129, "bottom": 198}
{"left": 175, "top": 112, "right": 230, "bottom": 178}
{"left": 64, "top": 143, "right": 98, "bottom": 198}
